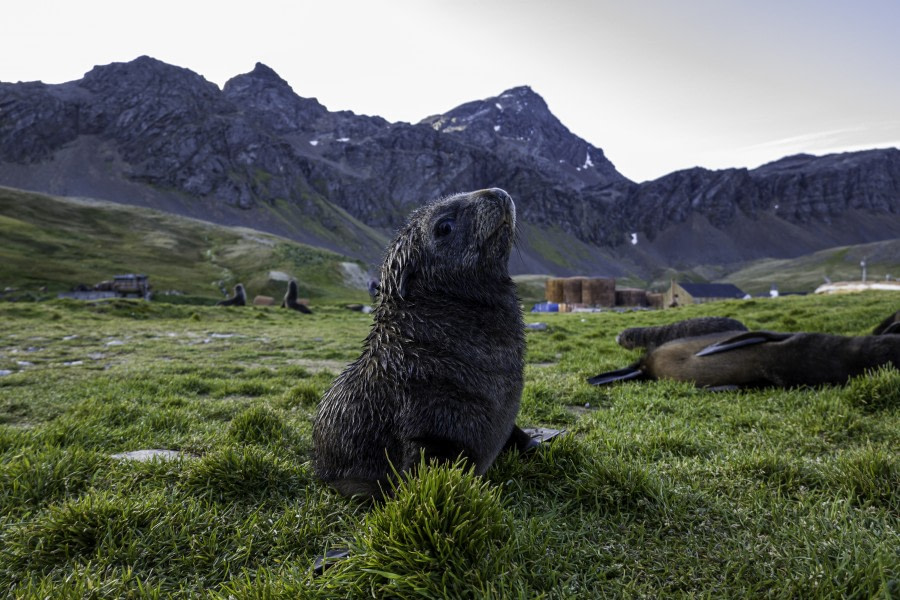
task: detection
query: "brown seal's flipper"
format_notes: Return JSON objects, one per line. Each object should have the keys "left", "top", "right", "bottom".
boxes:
{"left": 694, "top": 331, "right": 794, "bottom": 357}
{"left": 587, "top": 365, "right": 645, "bottom": 386}
{"left": 877, "top": 321, "right": 900, "bottom": 335}
{"left": 289, "top": 301, "right": 313, "bottom": 314}
{"left": 872, "top": 311, "right": 900, "bottom": 335}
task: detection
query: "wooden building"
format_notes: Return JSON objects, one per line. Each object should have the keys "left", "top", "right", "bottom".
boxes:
{"left": 664, "top": 281, "right": 748, "bottom": 307}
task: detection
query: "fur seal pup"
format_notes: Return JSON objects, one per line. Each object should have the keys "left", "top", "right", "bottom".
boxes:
{"left": 217, "top": 283, "right": 246, "bottom": 306}
{"left": 873, "top": 310, "right": 900, "bottom": 335}
{"left": 313, "top": 188, "right": 531, "bottom": 499}
{"left": 615, "top": 317, "right": 748, "bottom": 350}
{"left": 589, "top": 330, "right": 900, "bottom": 388}
{"left": 281, "top": 280, "right": 313, "bottom": 314}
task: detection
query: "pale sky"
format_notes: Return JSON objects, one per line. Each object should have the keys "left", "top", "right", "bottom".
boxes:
{"left": 3, "top": 0, "right": 899, "bottom": 182}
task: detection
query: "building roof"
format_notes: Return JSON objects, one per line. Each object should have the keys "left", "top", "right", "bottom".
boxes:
{"left": 678, "top": 282, "right": 747, "bottom": 299}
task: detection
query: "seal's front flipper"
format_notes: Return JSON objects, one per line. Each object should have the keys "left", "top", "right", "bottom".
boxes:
{"left": 695, "top": 331, "right": 794, "bottom": 357}
{"left": 522, "top": 427, "right": 566, "bottom": 445}
{"left": 312, "top": 547, "right": 351, "bottom": 576}
{"left": 586, "top": 365, "right": 644, "bottom": 386}
{"left": 503, "top": 425, "right": 539, "bottom": 453}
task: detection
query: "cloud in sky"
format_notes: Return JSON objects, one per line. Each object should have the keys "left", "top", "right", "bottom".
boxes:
{"left": 2, "top": 0, "right": 898, "bottom": 182}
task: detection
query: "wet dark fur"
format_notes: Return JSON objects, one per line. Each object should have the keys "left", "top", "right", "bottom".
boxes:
{"left": 590, "top": 330, "right": 900, "bottom": 388}
{"left": 313, "top": 189, "right": 527, "bottom": 499}
{"left": 281, "top": 280, "right": 313, "bottom": 314}
{"left": 615, "top": 317, "right": 748, "bottom": 350}
{"left": 217, "top": 283, "right": 246, "bottom": 306}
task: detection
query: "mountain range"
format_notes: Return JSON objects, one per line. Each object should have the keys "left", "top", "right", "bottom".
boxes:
{"left": 2, "top": 56, "right": 899, "bottom": 281}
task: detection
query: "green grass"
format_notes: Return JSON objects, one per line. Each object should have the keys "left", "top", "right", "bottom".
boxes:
{"left": 0, "top": 292, "right": 897, "bottom": 597}
{"left": 0, "top": 186, "right": 375, "bottom": 302}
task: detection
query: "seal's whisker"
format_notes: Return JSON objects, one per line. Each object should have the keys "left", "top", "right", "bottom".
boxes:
{"left": 512, "top": 222, "right": 525, "bottom": 265}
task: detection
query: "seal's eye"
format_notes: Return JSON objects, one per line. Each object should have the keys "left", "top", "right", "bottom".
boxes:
{"left": 434, "top": 218, "right": 455, "bottom": 238}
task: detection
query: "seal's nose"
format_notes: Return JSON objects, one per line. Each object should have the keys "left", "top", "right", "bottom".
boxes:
{"left": 476, "top": 188, "right": 512, "bottom": 204}
{"left": 475, "top": 188, "right": 515, "bottom": 229}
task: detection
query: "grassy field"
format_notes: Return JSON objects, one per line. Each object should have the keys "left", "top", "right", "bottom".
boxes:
{"left": 0, "top": 292, "right": 897, "bottom": 598}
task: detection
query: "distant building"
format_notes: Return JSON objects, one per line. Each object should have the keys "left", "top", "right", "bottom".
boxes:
{"left": 664, "top": 281, "right": 749, "bottom": 307}
{"left": 57, "top": 274, "right": 151, "bottom": 301}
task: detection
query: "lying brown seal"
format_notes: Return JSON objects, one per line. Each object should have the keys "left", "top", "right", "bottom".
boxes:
{"left": 217, "top": 283, "right": 246, "bottom": 306}
{"left": 615, "top": 316, "right": 748, "bottom": 350}
{"left": 589, "top": 330, "right": 900, "bottom": 388}
{"left": 313, "top": 188, "right": 533, "bottom": 499}
{"left": 281, "top": 280, "right": 313, "bottom": 314}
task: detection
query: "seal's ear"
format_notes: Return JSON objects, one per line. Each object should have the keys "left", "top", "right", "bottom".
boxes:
{"left": 380, "top": 236, "right": 419, "bottom": 301}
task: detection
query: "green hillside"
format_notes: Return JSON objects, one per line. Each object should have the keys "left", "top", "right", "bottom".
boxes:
{"left": 0, "top": 186, "right": 373, "bottom": 303}
{"left": 721, "top": 239, "right": 900, "bottom": 295}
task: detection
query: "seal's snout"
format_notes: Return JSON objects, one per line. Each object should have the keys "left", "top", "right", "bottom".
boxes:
{"left": 476, "top": 188, "right": 512, "bottom": 203}
{"left": 475, "top": 188, "right": 516, "bottom": 229}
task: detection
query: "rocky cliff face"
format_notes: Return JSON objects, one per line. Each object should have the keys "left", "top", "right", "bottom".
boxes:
{"left": 613, "top": 150, "right": 900, "bottom": 260}
{"left": 1, "top": 56, "right": 898, "bottom": 275}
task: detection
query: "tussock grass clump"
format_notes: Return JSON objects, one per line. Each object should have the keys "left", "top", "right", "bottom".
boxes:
{"left": 731, "top": 450, "right": 824, "bottom": 494}
{"left": 575, "top": 454, "right": 675, "bottom": 515}
{"left": 630, "top": 429, "right": 711, "bottom": 460}
{"left": 166, "top": 374, "right": 215, "bottom": 396}
{"left": 0, "top": 491, "right": 166, "bottom": 577}
{"left": 842, "top": 364, "right": 900, "bottom": 412}
{"left": 827, "top": 445, "right": 899, "bottom": 510}
{"left": 320, "top": 458, "right": 529, "bottom": 598}
{"left": 492, "top": 434, "right": 681, "bottom": 517}
{"left": 218, "top": 378, "right": 275, "bottom": 398}
{"left": 9, "top": 567, "right": 167, "bottom": 600}
{"left": 181, "top": 446, "right": 309, "bottom": 503}
{"left": 0, "top": 425, "right": 26, "bottom": 453}
{"left": 279, "top": 381, "right": 323, "bottom": 410}
{"left": 0, "top": 447, "right": 108, "bottom": 516}
{"left": 227, "top": 406, "right": 286, "bottom": 445}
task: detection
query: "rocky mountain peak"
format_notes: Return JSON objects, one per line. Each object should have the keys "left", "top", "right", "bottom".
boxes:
{"left": 246, "top": 62, "right": 289, "bottom": 85}
{"left": 494, "top": 85, "right": 549, "bottom": 114}
{"left": 223, "top": 62, "right": 298, "bottom": 98}
{"left": 80, "top": 56, "right": 219, "bottom": 99}
{"left": 223, "top": 62, "right": 329, "bottom": 133}
{"left": 420, "top": 85, "right": 628, "bottom": 187}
